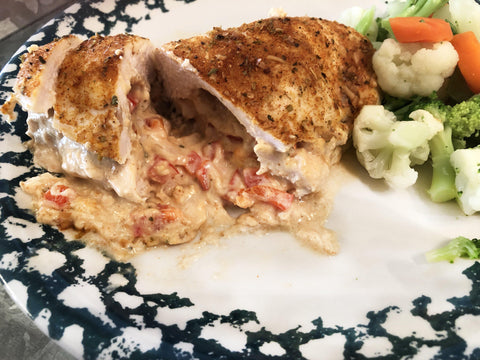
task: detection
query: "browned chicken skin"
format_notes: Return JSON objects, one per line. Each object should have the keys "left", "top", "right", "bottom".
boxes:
{"left": 165, "top": 17, "right": 379, "bottom": 149}
{"left": 53, "top": 34, "right": 157, "bottom": 164}
{"left": 14, "top": 35, "right": 82, "bottom": 114}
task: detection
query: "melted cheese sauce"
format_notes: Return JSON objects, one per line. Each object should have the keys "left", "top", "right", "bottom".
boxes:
{"left": 21, "top": 88, "right": 338, "bottom": 261}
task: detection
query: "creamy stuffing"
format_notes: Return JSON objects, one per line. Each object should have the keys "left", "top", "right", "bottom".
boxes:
{"left": 21, "top": 85, "right": 328, "bottom": 260}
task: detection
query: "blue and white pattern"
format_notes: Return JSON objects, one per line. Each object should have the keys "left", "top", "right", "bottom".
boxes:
{"left": 1, "top": 0, "right": 480, "bottom": 359}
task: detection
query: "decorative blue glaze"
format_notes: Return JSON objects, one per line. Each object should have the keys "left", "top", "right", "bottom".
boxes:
{"left": 0, "top": 1, "right": 479, "bottom": 359}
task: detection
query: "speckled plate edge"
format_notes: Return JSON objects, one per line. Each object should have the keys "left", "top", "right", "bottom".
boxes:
{"left": 1, "top": 0, "right": 480, "bottom": 359}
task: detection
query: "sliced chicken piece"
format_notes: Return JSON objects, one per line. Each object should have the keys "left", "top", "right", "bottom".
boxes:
{"left": 158, "top": 17, "right": 379, "bottom": 195}
{"left": 14, "top": 35, "right": 82, "bottom": 114}
{"left": 53, "top": 34, "right": 158, "bottom": 165}
{"left": 14, "top": 34, "right": 159, "bottom": 202}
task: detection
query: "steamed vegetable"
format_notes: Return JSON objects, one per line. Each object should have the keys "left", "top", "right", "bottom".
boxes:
{"left": 446, "top": 94, "right": 480, "bottom": 149}
{"left": 353, "top": 105, "right": 443, "bottom": 188}
{"left": 450, "top": 147, "right": 480, "bottom": 215}
{"left": 383, "top": 92, "right": 449, "bottom": 122}
{"left": 380, "top": 0, "right": 449, "bottom": 37}
{"left": 447, "top": 0, "right": 480, "bottom": 40}
{"left": 426, "top": 236, "right": 480, "bottom": 262}
{"left": 340, "top": 0, "right": 450, "bottom": 42}
{"left": 427, "top": 126, "right": 457, "bottom": 202}
{"left": 373, "top": 93, "right": 480, "bottom": 205}
{"left": 450, "top": 31, "right": 480, "bottom": 94}
{"left": 384, "top": 93, "right": 480, "bottom": 149}
{"left": 339, "top": 6, "right": 378, "bottom": 42}
{"left": 389, "top": 17, "right": 453, "bottom": 43}
{"left": 372, "top": 38, "right": 459, "bottom": 98}
{"left": 384, "top": 0, "right": 449, "bottom": 20}
{"left": 381, "top": 93, "right": 457, "bottom": 201}
{"left": 342, "top": 0, "right": 480, "bottom": 261}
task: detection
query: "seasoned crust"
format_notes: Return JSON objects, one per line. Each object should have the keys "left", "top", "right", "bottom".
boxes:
{"left": 54, "top": 34, "right": 133, "bottom": 163}
{"left": 13, "top": 35, "right": 82, "bottom": 115}
{"left": 53, "top": 34, "right": 153, "bottom": 164}
{"left": 165, "top": 17, "right": 379, "bottom": 148}
{"left": 14, "top": 35, "right": 77, "bottom": 99}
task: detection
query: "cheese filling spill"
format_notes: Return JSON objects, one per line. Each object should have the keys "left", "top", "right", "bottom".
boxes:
{"left": 21, "top": 85, "right": 335, "bottom": 260}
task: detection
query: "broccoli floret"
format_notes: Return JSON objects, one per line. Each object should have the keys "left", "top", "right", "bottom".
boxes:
{"left": 381, "top": 93, "right": 457, "bottom": 201}
{"left": 445, "top": 95, "right": 480, "bottom": 149}
{"left": 380, "top": 0, "right": 449, "bottom": 36}
{"left": 383, "top": 92, "right": 449, "bottom": 122}
{"left": 353, "top": 105, "right": 443, "bottom": 188}
{"left": 425, "top": 236, "right": 480, "bottom": 262}
{"left": 382, "top": 93, "right": 457, "bottom": 201}
{"left": 428, "top": 126, "right": 457, "bottom": 202}
{"left": 409, "top": 97, "right": 450, "bottom": 123}
{"left": 384, "top": 93, "right": 480, "bottom": 150}
{"left": 382, "top": 94, "right": 480, "bottom": 205}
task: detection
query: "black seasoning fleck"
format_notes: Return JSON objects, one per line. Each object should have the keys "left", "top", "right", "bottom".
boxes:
{"left": 38, "top": 56, "right": 46, "bottom": 64}
{"left": 267, "top": 114, "right": 274, "bottom": 122}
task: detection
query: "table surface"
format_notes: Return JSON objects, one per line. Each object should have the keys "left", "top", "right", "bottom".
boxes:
{"left": 1, "top": 1, "right": 77, "bottom": 359}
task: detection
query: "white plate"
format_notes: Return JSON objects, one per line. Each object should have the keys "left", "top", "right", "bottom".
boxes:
{"left": 1, "top": 0, "right": 479, "bottom": 358}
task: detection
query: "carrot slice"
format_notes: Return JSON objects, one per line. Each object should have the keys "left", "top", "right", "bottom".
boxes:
{"left": 389, "top": 17, "right": 453, "bottom": 43}
{"left": 450, "top": 31, "right": 480, "bottom": 94}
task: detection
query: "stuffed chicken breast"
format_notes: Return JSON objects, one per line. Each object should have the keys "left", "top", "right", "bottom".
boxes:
{"left": 8, "top": 17, "right": 379, "bottom": 260}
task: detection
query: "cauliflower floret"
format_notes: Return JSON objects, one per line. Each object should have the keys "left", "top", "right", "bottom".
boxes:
{"left": 450, "top": 147, "right": 480, "bottom": 215}
{"left": 353, "top": 105, "right": 443, "bottom": 188}
{"left": 373, "top": 38, "right": 459, "bottom": 98}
